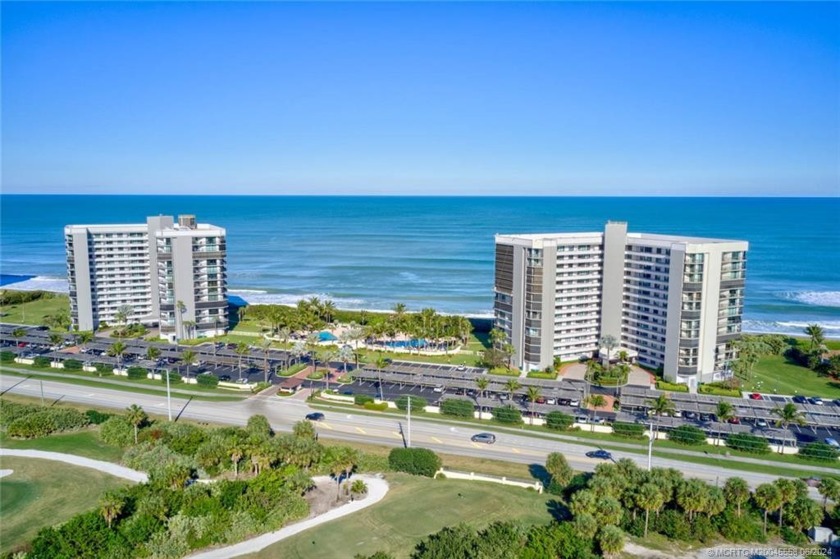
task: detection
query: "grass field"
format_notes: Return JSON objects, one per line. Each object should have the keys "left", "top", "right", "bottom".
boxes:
{"left": 0, "top": 293, "right": 70, "bottom": 327}
{"left": 745, "top": 355, "right": 840, "bottom": 399}
{"left": 248, "top": 473, "right": 554, "bottom": 559}
{"left": 0, "top": 456, "right": 131, "bottom": 553}
{"left": 0, "top": 430, "right": 124, "bottom": 463}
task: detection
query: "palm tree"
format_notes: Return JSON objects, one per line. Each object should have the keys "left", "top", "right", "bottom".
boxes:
{"left": 392, "top": 303, "right": 407, "bottom": 330}
{"left": 715, "top": 400, "right": 734, "bottom": 424}
{"left": 145, "top": 346, "right": 161, "bottom": 362}
{"left": 771, "top": 403, "right": 805, "bottom": 451}
{"left": 183, "top": 320, "right": 196, "bottom": 340}
{"left": 181, "top": 350, "right": 197, "bottom": 378}
{"left": 49, "top": 332, "right": 64, "bottom": 348}
{"left": 338, "top": 344, "right": 353, "bottom": 375}
{"left": 635, "top": 483, "right": 664, "bottom": 537}
{"left": 648, "top": 394, "right": 675, "bottom": 422}
{"left": 599, "top": 334, "right": 618, "bottom": 367}
{"left": 107, "top": 341, "right": 127, "bottom": 371}
{"left": 76, "top": 330, "right": 94, "bottom": 352}
{"left": 804, "top": 324, "right": 826, "bottom": 353}
{"left": 235, "top": 342, "right": 250, "bottom": 381}
{"left": 476, "top": 376, "right": 489, "bottom": 399}
{"left": 775, "top": 478, "right": 798, "bottom": 528}
{"left": 818, "top": 478, "right": 840, "bottom": 512}
{"left": 125, "top": 404, "right": 147, "bottom": 445}
{"left": 323, "top": 300, "right": 337, "bottom": 325}
{"left": 526, "top": 386, "right": 541, "bottom": 425}
{"left": 676, "top": 479, "right": 709, "bottom": 521}
{"left": 754, "top": 483, "right": 782, "bottom": 535}
{"left": 291, "top": 341, "right": 306, "bottom": 366}
{"left": 587, "top": 394, "right": 607, "bottom": 430}
{"left": 230, "top": 444, "right": 243, "bottom": 478}
{"left": 260, "top": 338, "right": 272, "bottom": 383}
{"left": 329, "top": 446, "right": 359, "bottom": 501}
{"left": 114, "top": 305, "right": 132, "bottom": 336}
{"left": 597, "top": 525, "right": 624, "bottom": 559}
{"left": 504, "top": 379, "right": 521, "bottom": 403}
{"left": 320, "top": 349, "right": 336, "bottom": 391}
{"left": 176, "top": 300, "right": 187, "bottom": 341}
{"left": 99, "top": 491, "right": 124, "bottom": 529}
{"left": 724, "top": 477, "right": 750, "bottom": 517}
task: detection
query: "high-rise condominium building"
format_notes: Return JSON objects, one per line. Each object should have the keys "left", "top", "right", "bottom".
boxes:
{"left": 494, "top": 222, "right": 748, "bottom": 385}
{"left": 65, "top": 215, "right": 228, "bottom": 341}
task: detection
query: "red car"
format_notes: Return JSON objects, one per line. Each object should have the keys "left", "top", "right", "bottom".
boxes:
{"left": 749, "top": 393, "right": 762, "bottom": 400}
{"left": 728, "top": 417, "right": 741, "bottom": 424}
{"left": 17, "top": 342, "right": 26, "bottom": 348}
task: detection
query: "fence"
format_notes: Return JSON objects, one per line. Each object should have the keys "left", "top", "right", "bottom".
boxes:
{"left": 433, "top": 468, "right": 543, "bottom": 493}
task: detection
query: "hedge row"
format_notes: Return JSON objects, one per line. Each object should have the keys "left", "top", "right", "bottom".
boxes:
{"left": 440, "top": 398, "right": 475, "bottom": 418}
{"left": 388, "top": 447, "right": 442, "bottom": 477}
{"left": 545, "top": 411, "right": 574, "bottom": 431}
{"left": 196, "top": 373, "right": 219, "bottom": 387}
{"left": 492, "top": 405, "right": 522, "bottom": 424}
{"left": 395, "top": 395, "right": 427, "bottom": 412}
{"left": 612, "top": 422, "right": 646, "bottom": 439}
{"left": 1, "top": 351, "right": 16, "bottom": 363}
{"left": 799, "top": 442, "right": 840, "bottom": 462}
{"left": 725, "top": 433, "right": 770, "bottom": 454}
{"left": 669, "top": 425, "right": 707, "bottom": 446}
{"left": 363, "top": 402, "right": 389, "bottom": 411}
{"left": 7, "top": 408, "right": 90, "bottom": 438}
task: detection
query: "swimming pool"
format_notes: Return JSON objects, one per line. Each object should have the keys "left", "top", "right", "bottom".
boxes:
{"left": 383, "top": 338, "right": 427, "bottom": 349}
{"left": 318, "top": 331, "right": 338, "bottom": 342}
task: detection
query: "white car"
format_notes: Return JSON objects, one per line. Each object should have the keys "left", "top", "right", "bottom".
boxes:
{"left": 546, "top": 397, "right": 557, "bottom": 405}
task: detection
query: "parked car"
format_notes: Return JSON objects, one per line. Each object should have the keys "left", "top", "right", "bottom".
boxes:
{"left": 672, "top": 410, "right": 682, "bottom": 418}
{"left": 728, "top": 417, "right": 741, "bottom": 424}
{"left": 305, "top": 412, "right": 325, "bottom": 422}
{"left": 456, "top": 365, "right": 467, "bottom": 372}
{"left": 586, "top": 450, "right": 612, "bottom": 460}
{"left": 826, "top": 438, "right": 840, "bottom": 449}
{"left": 471, "top": 433, "right": 496, "bottom": 444}
{"left": 558, "top": 398, "right": 571, "bottom": 406}
{"left": 219, "top": 375, "right": 231, "bottom": 382}
{"left": 792, "top": 395, "right": 807, "bottom": 404}
{"left": 756, "top": 418, "right": 768, "bottom": 428}
{"left": 749, "top": 393, "right": 763, "bottom": 400}
{"left": 683, "top": 411, "right": 697, "bottom": 420}
{"left": 833, "top": 399, "right": 840, "bottom": 407}
{"left": 433, "top": 385, "right": 445, "bottom": 393}
{"left": 575, "top": 416, "right": 589, "bottom": 424}
{"left": 546, "top": 397, "right": 557, "bottom": 405}
{"left": 809, "top": 397, "right": 825, "bottom": 406}
{"left": 569, "top": 398, "right": 580, "bottom": 407}
{"left": 699, "top": 413, "right": 712, "bottom": 422}
{"left": 535, "top": 396, "right": 546, "bottom": 404}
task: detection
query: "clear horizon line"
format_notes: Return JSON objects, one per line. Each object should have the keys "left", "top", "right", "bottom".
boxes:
{"left": 2, "top": 192, "right": 838, "bottom": 199}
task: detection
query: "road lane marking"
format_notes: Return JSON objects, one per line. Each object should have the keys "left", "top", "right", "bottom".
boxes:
{"left": 512, "top": 448, "right": 521, "bottom": 454}
{"left": 471, "top": 442, "right": 482, "bottom": 448}
{"left": 356, "top": 427, "right": 366, "bottom": 434}
{"left": 393, "top": 432, "right": 403, "bottom": 439}
{"left": 319, "top": 423, "right": 334, "bottom": 430}
{"left": 431, "top": 436, "right": 442, "bottom": 444}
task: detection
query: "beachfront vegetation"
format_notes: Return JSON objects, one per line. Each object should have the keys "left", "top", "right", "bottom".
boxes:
{"left": 0, "top": 290, "right": 70, "bottom": 329}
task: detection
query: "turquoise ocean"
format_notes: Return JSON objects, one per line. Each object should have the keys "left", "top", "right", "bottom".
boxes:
{"left": 1, "top": 195, "right": 838, "bottom": 337}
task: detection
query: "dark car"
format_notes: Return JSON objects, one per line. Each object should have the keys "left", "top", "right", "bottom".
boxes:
{"left": 699, "top": 413, "right": 712, "bottom": 422}
{"left": 683, "top": 411, "right": 697, "bottom": 420}
{"left": 792, "top": 395, "right": 807, "bottom": 404}
{"left": 586, "top": 450, "right": 612, "bottom": 460}
{"left": 219, "top": 374, "right": 231, "bottom": 382}
{"left": 305, "top": 412, "right": 325, "bottom": 421}
{"left": 471, "top": 433, "right": 496, "bottom": 444}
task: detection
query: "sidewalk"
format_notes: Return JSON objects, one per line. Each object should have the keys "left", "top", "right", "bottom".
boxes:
{"left": 0, "top": 448, "right": 148, "bottom": 482}
{"left": 186, "top": 475, "right": 389, "bottom": 558}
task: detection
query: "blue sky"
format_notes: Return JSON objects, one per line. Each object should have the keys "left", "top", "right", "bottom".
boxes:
{"left": 2, "top": 2, "right": 838, "bottom": 196}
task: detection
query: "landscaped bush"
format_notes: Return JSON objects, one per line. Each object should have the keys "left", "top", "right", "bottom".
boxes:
{"left": 354, "top": 394, "right": 375, "bottom": 406}
{"left": 33, "top": 356, "right": 51, "bottom": 368}
{"left": 161, "top": 370, "right": 183, "bottom": 384}
{"left": 798, "top": 441, "right": 840, "bottom": 462}
{"left": 656, "top": 380, "right": 689, "bottom": 392}
{"left": 0, "top": 351, "right": 15, "bottom": 363}
{"left": 395, "top": 395, "right": 427, "bottom": 412}
{"left": 7, "top": 407, "right": 89, "bottom": 438}
{"left": 99, "top": 416, "right": 134, "bottom": 448}
{"left": 726, "top": 433, "right": 770, "bottom": 454}
{"left": 95, "top": 362, "right": 113, "bottom": 375}
{"left": 492, "top": 405, "right": 522, "bottom": 424}
{"left": 388, "top": 447, "right": 441, "bottom": 477}
{"left": 279, "top": 363, "right": 306, "bottom": 377}
{"left": 440, "top": 398, "right": 475, "bottom": 418}
{"left": 545, "top": 411, "right": 574, "bottom": 431}
{"left": 0, "top": 400, "right": 41, "bottom": 427}
{"left": 250, "top": 382, "right": 271, "bottom": 393}
{"left": 85, "top": 409, "right": 112, "bottom": 424}
{"left": 668, "top": 425, "right": 707, "bottom": 446}
{"left": 611, "top": 421, "right": 645, "bottom": 439}
{"left": 699, "top": 384, "right": 742, "bottom": 398}
{"left": 713, "top": 509, "right": 765, "bottom": 543}
{"left": 63, "top": 358, "right": 83, "bottom": 370}
{"left": 127, "top": 366, "right": 148, "bottom": 379}
{"left": 363, "top": 401, "right": 389, "bottom": 411}
{"left": 196, "top": 373, "right": 219, "bottom": 387}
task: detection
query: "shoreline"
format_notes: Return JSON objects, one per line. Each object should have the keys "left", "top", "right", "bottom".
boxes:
{"left": 1, "top": 277, "right": 838, "bottom": 339}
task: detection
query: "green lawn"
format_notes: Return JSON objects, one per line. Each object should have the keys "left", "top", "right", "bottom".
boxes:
{"left": 745, "top": 355, "right": 840, "bottom": 399}
{"left": 0, "top": 456, "right": 132, "bottom": 554}
{"left": 248, "top": 473, "right": 555, "bottom": 559}
{"left": 0, "top": 430, "right": 124, "bottom": 463}
{"left": 0, "top": 293, "right": 70, "bottom": 327}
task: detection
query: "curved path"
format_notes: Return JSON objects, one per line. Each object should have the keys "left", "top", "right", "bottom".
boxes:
{"left": 186, "top": 475, "right": 390, "bottom": 559}
{"left": 0, "top": 448, "right": 148, "bottom": 483}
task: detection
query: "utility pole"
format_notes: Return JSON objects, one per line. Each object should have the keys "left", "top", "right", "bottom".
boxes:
{"left": 647, "top": 420, "right": 654, "bottom": 471}
{"left": 166, "top": 368, "right": 172, "bottom": 421}
{"left": 407, "top": 396, "right": 412, "bottom": 448}
{"left": 40, "top": 380, "right": 44, "bottom": 406}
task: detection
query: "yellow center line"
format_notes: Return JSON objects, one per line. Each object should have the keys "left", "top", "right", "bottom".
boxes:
{"left": 356, "top": 427, "right": 366, "bottom": 434}
{"left": 471, "top": 442, "right": 482, "bottom": 448}
{"left": 512, "top": 448, "right": 521, "bottom": 454}
{"left": 431, "top": 436, "right": 442, "bottom": 444}
{"left": 393, "top": 432, "right": 403, "bottom": 439}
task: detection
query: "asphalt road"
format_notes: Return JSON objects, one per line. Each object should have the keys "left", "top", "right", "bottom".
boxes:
{"left": 1, "top": 374, "right": 820, "bottom": 495}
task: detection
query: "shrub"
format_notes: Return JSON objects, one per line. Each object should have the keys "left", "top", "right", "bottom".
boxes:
{"left": 85, "top": 409, "right": 112, "bottom": 424}
{"left": 655, "top": 380, "right": 689, "bottom": 392}
{"left": 99, "top": 416, "right": 134, "bottom": 448}
{"left": 363, "top": 402, "right": 388, "bottom": 411}
{"left": 0, "top": 351, "right": 15, "bottom": 363}
{"left": 668, "top": 425, "right": 707, "bottom": 446}
{"left": 161, "top": 370, "right": 183, "bottom": 384}
{"left": 0, "top": 400, "right": 41, "bottom": 427}
{"left": 63, "top": 358, "right": 83, "bottom": 370}
{"left": 493, "top": 405, "right": 522, "bottom": 424}
{"left": 388, "top": 447, "right": 441, "bottom": 477}
{"left": 94, "top": 362, "right": 113, "bottom": 375}
{"left": 7, "top": 408, "right": 89, "bottom": 438}
{"left": 33, "top": 356, "right": 51, "bottom": 368}
{"left": 440, "top": 398, "right": 475, "bottom": 418}
{"left": 713, "top": 508, "right": 765, "bottom": 543}
{"left": 651, "top": 509, "right": 692, "bottom": 541}
{"left": 545, "top": 411, "right": 574, "bottom": 431}
{"left": 781, "top": 526, "right": 809, "bottom": 546}
{"left": 250, "top": 382, "right": 271, "bottom": 393}
{"left": 699, "top": 384, "right": 742, "bottom": 397}
{"left": 798, "top": 441, "right": 840, "bottom": 462}
{"left": 395, "top": 395, "right": 427, "bottom": 412}
{"left": 354, "top": 394, "right": 375, "bottom": 406}
{"left": 127, "top": 366, "right": 148, "bottom": 379}
{"left": 611, "top": 422, "right": 645, "bottom": 439}
{"left": 726, "top": 433, "right": 770, "bottom": 454}
{"left": 196, "top": 373, "right": 219, "bottom": 387}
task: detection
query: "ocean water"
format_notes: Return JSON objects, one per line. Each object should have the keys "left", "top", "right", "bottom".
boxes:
{"left": 0, "top": 195, "right": 838, "bottom": 337}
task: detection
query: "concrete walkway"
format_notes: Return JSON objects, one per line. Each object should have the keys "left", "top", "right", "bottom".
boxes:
{"left": 186, "top": 475, "right": 390, "bottom": 559}
{"left": 0, "top": 448, "right": 148, "bottom": 482}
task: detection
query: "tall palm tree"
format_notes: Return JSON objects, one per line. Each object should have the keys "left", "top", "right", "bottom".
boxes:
{"left": 320, "top": 349, "right": 336, "bottom": 391}
{"left": 125, "top": 404, "right": 147, "bottom": 445}
{"left": 260, "top": 338, "right": 272, "bottom": 383}
{"left": 600, "top": 334, "right": 618, "bottom": 368}
{"left": 724, "top": 477, "right": 750, "bottom": 518}
{"left": 230, "top": 444, "right": 243, "bottom": 478}
{"left": 145, "top": 346, "right": 161, "bottom": 362}
{"left": 291, "top": 341, "right": 306, "bottom": 366}
{"left": 587, "top": 394, "right": 607, "bottom": 429}
{"left": 114, "top": 305, "right": 132, "bottom": 336}
{"left": 804, "top": 324, "right": 826, "bottom": 353}
{"left": 504, "top": 379, "right": 521, "bottom": 403}
{"left": 99, "top": 491, "right": 124, "bottom": 529}
{"left": 715, "top": 400, "right": 734, "bottom": 423}
{"left": 11, "top": 327, "right": 25, "bottom": 344}
{"left": 323, "top": 300, "right": 337, "bottom": 325}
{"left": 76, "top": 330, "right": 94, "bottom": 353}
{"left": 107, "top": 341, "right": 127, "bottom": 371}
{"left": 771, "top": 403, "right": 806, "bottom": 451}
{"left": 183, "top": 320, "right": 196, "bottom": 340}
{"left": 754, "top": 483, "right": 782, "bottom": 536}
{"left": 635, "top": 483, "right": 664, "bottom": 537}
{"left": 181, "top": 349, "right": 197, "bottom": 378}
{"left": 648, "top": 394, "right": 675, "bottom": 418}
{"left": 235, "top": 342, "right": 250, "bottom": 381}
{"left": 774, "top": 478, "right": 798, "bottom": 528}
{"left": 526, "top": 386, "right": 541, "bottom": 425}
{"left": 176, "top": 300, "right": 187, "bottom": 341}
{"left": 476, "top": 377, "right": 489, "bottom": 399}
{"left": 49, "top": 332, "right": 64, "bottom": 348}
{"left": 818, "top": 478, "right": 840, "bottom": 512}
{"left": 338, "top": 344, "right": 353, "bottom": 375}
